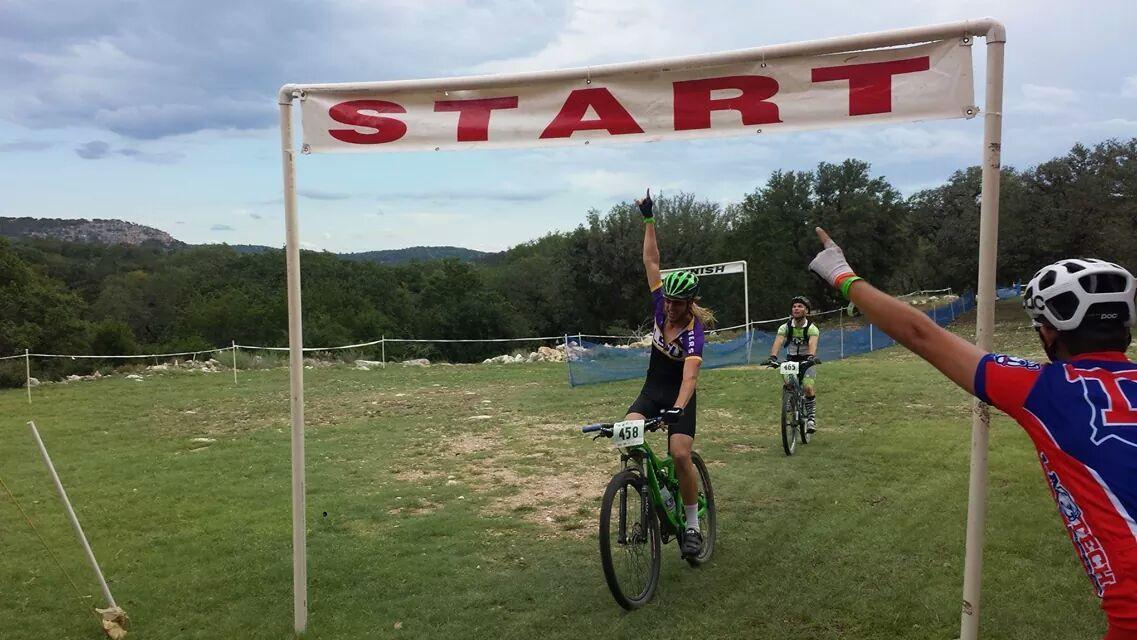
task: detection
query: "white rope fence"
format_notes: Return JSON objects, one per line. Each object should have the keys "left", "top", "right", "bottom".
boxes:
{"left": 5, "top": 285, "right": 978, "bottom": 401}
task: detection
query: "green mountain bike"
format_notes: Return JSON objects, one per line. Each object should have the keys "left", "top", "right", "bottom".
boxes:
{"left": 581, "top": 416, "right": 716, "bottom": 609}
{"left": 767, "top": 358, "right": 820, "bottom": 456}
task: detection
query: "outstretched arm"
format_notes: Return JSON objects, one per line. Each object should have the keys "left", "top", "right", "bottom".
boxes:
{"left": 638, "top": 189, "right": 661, "bottom": 289}
{"left": 809, "top": 228, "right": 984, "bottom": 394}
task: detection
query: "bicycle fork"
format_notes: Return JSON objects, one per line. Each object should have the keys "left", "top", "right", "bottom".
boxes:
{"left": 617, "top": 456, "right": 654, "bottom": 546}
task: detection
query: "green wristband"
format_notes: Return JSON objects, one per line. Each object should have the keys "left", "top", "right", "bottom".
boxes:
{"left": 643, "top": 217, "right": 654, "bottom": 224}
{"left": 839, "top": 276, "right": 863, "bottom": 300}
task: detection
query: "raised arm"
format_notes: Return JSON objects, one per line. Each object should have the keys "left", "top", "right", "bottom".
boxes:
{"left": 637, "top": 189, "right": 661, "bottom": 289}
{"left": 809, "top": 228, "right": 984, "bottom": 394}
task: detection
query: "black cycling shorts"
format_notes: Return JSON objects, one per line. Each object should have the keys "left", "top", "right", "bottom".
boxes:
{"left": 626, "top": 389, "right": 696, "bottom": 439}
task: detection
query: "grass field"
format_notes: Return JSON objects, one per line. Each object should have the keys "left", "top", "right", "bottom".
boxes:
{"left": 0, "top": 301, "right": 1118, "bottom": 639}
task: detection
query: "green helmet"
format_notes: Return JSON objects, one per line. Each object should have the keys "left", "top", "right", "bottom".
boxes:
{"left": 662, "top": 270, "right": 700, "bottom": 299}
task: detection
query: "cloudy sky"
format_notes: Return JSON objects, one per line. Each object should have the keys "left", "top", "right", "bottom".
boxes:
{"left": 1, "top": 0, "right": 1135, "bottom": 252}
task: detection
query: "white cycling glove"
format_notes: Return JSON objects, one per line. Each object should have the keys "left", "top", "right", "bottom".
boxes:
{"left": 808, "top": 228, "right": 862, "bottom": 298}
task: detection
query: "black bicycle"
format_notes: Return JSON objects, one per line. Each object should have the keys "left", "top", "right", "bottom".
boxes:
{"left": 766, "top": 358, "right": 820, "bottom": 456}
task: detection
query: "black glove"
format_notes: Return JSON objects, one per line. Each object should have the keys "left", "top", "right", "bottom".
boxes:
{"left": 804, "top": 354, "right": 816, "bottom": 363}
{"left": 636, "top": 189, "right": 654, "bottom": 219}
{"left": 661, "top": 407, "right": 683, "bottom": 424}
{"left": 764, "top": 355, "right": 779, "bottom": 368}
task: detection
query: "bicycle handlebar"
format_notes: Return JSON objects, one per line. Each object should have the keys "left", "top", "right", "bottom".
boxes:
{"left": 765, "top": 358, "right": 822, "bottom": 371}
{"left": 580, "top": 416, "right": 665, "bottom": 436}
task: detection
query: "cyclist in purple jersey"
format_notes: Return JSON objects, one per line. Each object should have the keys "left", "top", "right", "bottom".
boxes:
{"left": 625, "top": 189, "right": 716, "bottom": 559}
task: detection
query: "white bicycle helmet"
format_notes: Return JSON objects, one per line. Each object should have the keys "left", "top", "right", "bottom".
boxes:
{"left": 1022, "top": 258, "right": 1136, "bottom": 331}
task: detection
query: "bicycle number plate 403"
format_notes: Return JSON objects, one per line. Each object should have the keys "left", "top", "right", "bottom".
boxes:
{"left": 779, "top": 361, "right": 800, "bottom": 376}
{"left": 611, "top": 420, "right": 645, "bottom": 448}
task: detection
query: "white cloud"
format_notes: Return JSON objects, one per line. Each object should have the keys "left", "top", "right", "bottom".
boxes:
{"left": 565, "top": 169, "right": 652, "bottom": 199}
{"left": 1014, "top": 83, "right": 1080, "bottom": 115}
{"left": 298, "top": 189, "right": 353, "bottom": 201}
{"left": 468, "top": 0, "right": 709, "bottom": 75}
{"left": 1123, "top": 75, "right": 1137, "bottom": 99}
{"left": 0, "top": 140, "right": 53, "bottom": 152}
{"left": 398, "top": 211, "right": 468, "bottom": 225}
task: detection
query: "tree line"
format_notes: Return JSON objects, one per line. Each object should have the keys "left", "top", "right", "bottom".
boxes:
{"left": 2, "top": 138, "right": 1133, "bottom": 385}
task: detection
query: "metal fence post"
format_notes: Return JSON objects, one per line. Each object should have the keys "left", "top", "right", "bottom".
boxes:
{"left": 839, "top": 314, "right": 845, "bottom": 359}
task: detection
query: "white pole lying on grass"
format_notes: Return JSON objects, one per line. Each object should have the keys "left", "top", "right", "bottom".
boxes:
{"left": 27, "top": 421, "right": 117, "bottom": 609}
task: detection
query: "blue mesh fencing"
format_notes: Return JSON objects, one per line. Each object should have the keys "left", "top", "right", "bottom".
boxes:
{"left": 566, "top": 286, "right": 1019, "bottom": 387}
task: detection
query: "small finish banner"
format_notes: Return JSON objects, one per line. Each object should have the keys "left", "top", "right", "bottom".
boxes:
{"left": 299, "top": 39, "right": 973, "bottom": 154}
{"left": 662, "top": 261, "right": 746, "bottom": 277}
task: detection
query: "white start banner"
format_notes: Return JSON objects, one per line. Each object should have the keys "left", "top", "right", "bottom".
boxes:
{"left": 299, "top": 39, "right": 974, "bottom": 154}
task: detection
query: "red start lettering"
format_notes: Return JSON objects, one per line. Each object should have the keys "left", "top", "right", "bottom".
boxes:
{"left": 434, "top": 97, "right": 519, "bottom": 142}
{"left": 811, "top": 57, "right": 931, "bottom": 116}
{"left": 1065, "top": 366, "right": 1137, "bottom": 424}
{"left": 539, "top": 88, "right": 644, "bottom": 139}
{"left": 328, "top": 100, "right": 408, "bottom": 144}
{"left": 673, "top": 75, "right": 782, "bottom": 130}
{"left": 323, "top": 58, "right": 942, "bottom": 144}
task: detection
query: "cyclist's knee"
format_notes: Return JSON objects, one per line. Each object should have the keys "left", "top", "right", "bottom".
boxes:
{"left": 670, "top": 437, "right": 693, "bottom": 467}
{"left": 804, "top": 385, "right": 816, "bottom": 398}
{"left": 673, "top": 450, "right": 693, "bottom": 468}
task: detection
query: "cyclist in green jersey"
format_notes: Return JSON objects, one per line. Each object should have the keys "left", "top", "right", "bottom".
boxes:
{"left": 766, "top": 296, "right": 820, "bottom": 433}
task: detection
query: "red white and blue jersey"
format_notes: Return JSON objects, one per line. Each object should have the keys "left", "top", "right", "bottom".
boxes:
{"left": 975, "top": 352, "right": 1137, "bottom": 630}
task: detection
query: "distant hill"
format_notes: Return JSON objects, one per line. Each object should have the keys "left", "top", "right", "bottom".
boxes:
{"left": 339, "top": 246, "right": 491, "bottom": 264}
{"left": 211, "top": 244, "right": 492, "bottom": 264}
{"left": 226, "top": 244, "right": 278, "bottom": 255}
{"left": 0, "top": 217, "right": 183, "bottom": 248}
{"left": 0, "top": 217, "right": 493, "bottom": 264}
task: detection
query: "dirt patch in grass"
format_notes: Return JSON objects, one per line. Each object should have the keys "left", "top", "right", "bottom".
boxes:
{"left": 406, "top": 420, "right": 614, "bottom": 539}
{"left": 448, "top": 432, "right": 496, "bottom": 455}
{"left": 387, "top": 499, "right": 442, "bottom": 517}
{"left": 468, "top": 462, "right": 608, "bottom": 540}
{"left": 394, "top": 468, "right": 448, "bottom": 484}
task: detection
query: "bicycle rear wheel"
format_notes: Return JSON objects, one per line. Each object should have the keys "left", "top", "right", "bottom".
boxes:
{"left": 781, "top": 387, "right": 798, "bottom": 456}
{"left": 684, "top": 451, "right": 717, "bottom": 567}
{"left": 599, "top": 469, "right": 661, "bottom": 610}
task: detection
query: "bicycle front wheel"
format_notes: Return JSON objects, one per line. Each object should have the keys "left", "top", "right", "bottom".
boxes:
{"left": 781, "top": 387, "right": 798, "bottom": 456}
{"left": 685, "top": 451, "right": 717, "bottom": 567}
{"left": 599, "top": 469, "right": 661, "bottom": 610}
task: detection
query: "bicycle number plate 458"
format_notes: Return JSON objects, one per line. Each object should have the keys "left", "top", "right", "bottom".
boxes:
{"left": 779, "top": 361, "right": 800, "bottom": 376}
{"left": 611, "top": 420, "right": 645, "bottom": 448}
